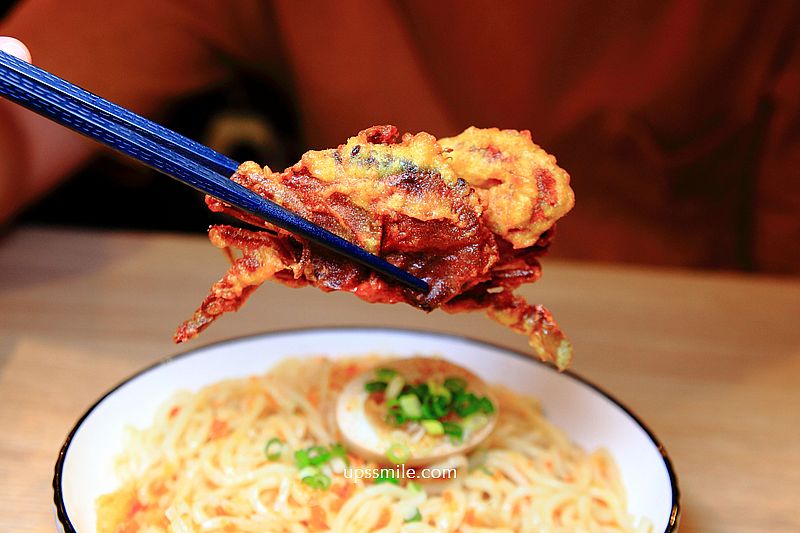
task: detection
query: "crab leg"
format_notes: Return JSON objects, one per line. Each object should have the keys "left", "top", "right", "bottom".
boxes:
{"left": 174, "top": 225, "right": 300, "bottom": 342}
{"left": 485, "top": 293, "right": 573, "bottom": 370}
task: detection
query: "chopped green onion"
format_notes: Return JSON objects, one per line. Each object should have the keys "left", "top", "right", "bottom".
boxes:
{"left": 374, "top": 472, "right": 400, "bottom": 484}
{"left": 426, "top": 395, "right": 449, "bottom": 418}
{"left": 375, "top": 368, "right": 398, "bottom": 381}
{"left": 386, "top": 400, "right": 407, "bottom": 424}
{"left": 479, "top": 396, "right": 495, "bottom": 414}
{"left": 298, "top": 466, "right": 331, "bottom": 490}
{"left": 444, "top": 376, "right": 467, "bottom": 393}
{"left": 378, "top": 371, "right": 494, "bottom": 444}
{"left": 399, "top": 394, "right": 422, "bottom": 419}
{"left": 301, "top": 472, "right": 331, "bottom": 490}
{"left": 414, "top": 382, "right": 430, "bottom": 401}
{"left": 295, "top": 445, "right": 332, "bottom": 467}
{"left": 405, "top": 508, "right": 423, "bottom": 522}
{"left": 264, "top": 437, "right": 284, "bottom": 461}
{"left": 427, "top": 379, "right": 452, "bottom": 403}
{"left": 298, "top": 465, "right": 318, "bottom": 478}
{"left": 420, "top": 403, "right": 434, "bottom": 419}
{"left": 386, "top": 408, "right": 406, "bottom": 425}
{"left": 385, "top": 375, "right": 405, "bottom": 400}
{"left": 294, "top": 449, "right": 311, "bottom": 468}
{"left": 330, "top": 443, "right": 350, "bottom": 466}
{"left": 400, "top": 382, "right": 429, "bottom": 402}
{"left": 421, "top": 419, "right": 444, "bottom": 435}
{"left": 453, "top": 392, "right": 480, "bottom": 417}
{"left": 365, "top": 380, "right": 387, "bottom": 393}
{"left": 442, "top": 421, "right": 464, "bottom": 441}
{"left": 295, "top": 444, "right": 341, "bottom": 468}
{"left": 309, "top": 446, "right": 332, "bottom": 465}
{"left": 386, "top": 442, "right": 411, "bottom": 464}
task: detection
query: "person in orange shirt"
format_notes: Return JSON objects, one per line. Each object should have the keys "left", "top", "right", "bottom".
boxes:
{"left": 1, "top": 1, "right": 798, "bottom": 273}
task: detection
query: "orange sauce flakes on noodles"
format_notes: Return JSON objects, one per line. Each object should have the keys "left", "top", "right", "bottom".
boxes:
{"left": 308, "top": 504, "right": 328, "bottom": 531}
{"left": 307, "top": 389, "right": 320, "bottom": 406}
{"left": 375, "top": 508, "right": 392, "bottom": 528}
{"left": 209, "top": 419, "right": 229, "bottom": 440}
{"left": 128, "top": 499, "right": 146, "bottom": 518}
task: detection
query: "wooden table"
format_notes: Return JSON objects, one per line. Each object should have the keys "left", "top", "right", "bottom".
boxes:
{"left": 1, "top": 226, "right": 798, "bottom": 532}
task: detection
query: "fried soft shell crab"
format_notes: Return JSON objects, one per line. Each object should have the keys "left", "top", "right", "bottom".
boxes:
{"left": 175, "top": 126, "right": 575, "bottom": 368}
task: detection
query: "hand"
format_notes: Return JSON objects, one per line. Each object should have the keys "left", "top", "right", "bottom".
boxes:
{"left": 0, "top": 36, "right": 31, "bottom": 62}
{"left": 0, "top": 36, "right": 32, "bottom": 222}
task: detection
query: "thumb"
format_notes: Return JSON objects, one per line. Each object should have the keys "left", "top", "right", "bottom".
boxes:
{"left": 0, "top": 37, "right": 31, "bottom": 62}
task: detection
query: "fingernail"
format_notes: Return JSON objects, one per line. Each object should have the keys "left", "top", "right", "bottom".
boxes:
{"left": 0, "top": 37, "right": 32, "bottom": 63}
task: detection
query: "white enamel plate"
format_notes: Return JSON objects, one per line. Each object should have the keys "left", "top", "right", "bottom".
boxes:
{"left": 53, "top": 327, "right": 680, "bottom": 532}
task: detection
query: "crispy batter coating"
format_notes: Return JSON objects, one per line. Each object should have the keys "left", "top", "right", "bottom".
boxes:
{"left": 440, "top": 127, "right": 574, "bottom": 249}
{"left": 175, "top": 126, "right": 575, "bottom": 368}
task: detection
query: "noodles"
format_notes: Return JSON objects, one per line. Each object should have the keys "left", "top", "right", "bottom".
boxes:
{"left": 96, "top": 357, "right": 653, "bottom": 532}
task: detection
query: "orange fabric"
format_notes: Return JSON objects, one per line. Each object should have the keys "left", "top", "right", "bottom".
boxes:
{"left": 2, "top": 0, "right": 798, "bottom": 272}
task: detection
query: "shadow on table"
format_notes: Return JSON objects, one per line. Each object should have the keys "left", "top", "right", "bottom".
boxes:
{"left": 672, "top": 503, "right": 704, "bottom": 533}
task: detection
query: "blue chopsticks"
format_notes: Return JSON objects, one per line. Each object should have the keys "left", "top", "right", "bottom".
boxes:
{"left": 0, "top": 51, "right": 429, "bottom": 293}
